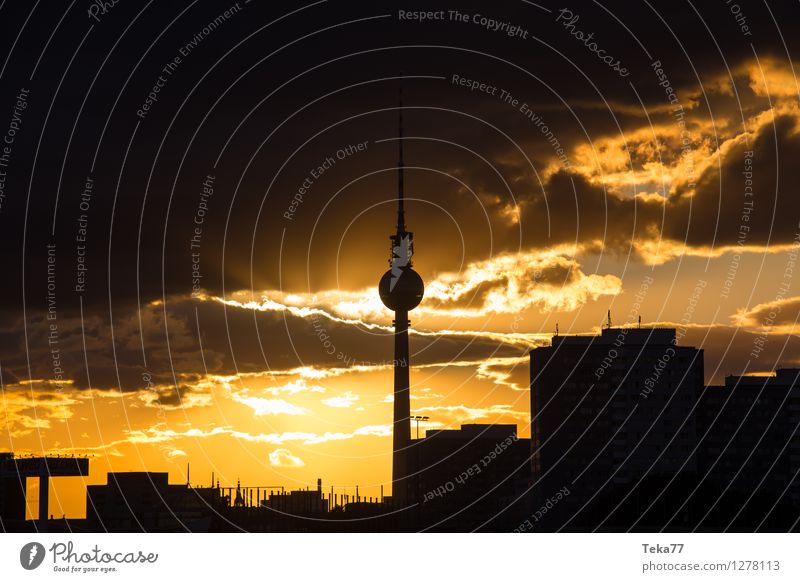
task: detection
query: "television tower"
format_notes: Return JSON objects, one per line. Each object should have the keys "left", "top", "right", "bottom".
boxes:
{"left": 378, "top": 86, "right": 424, "bottom": 506}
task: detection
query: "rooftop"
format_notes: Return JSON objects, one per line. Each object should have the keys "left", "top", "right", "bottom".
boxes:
{"left": 423, "top": 424, "right": 518, "bottom": 440}
{"left": 723, "top": 368, "right": 800, "bottom": 388}
{"left": 549, "top": 327, "right": 677, "bottom": 348}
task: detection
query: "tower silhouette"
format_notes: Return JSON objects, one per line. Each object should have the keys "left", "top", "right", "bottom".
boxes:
{"left": 379, "top": 85, "right": 424, "bottom": 506}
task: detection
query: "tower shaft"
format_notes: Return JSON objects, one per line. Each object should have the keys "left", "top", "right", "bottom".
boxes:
{"left": 392, "top": 310, "right": 411, "bottom": 505}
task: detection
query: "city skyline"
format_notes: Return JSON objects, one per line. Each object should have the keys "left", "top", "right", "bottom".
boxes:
{"left": 3, "top": 323, "right": 798, "bottom": 527}
{"left": 4, "top": 324, "right": 799, "bottom": 531}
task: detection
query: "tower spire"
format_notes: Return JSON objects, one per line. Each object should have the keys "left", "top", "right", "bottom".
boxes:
{"left": 397, "top": 75, "right": 406, "bottom": 235}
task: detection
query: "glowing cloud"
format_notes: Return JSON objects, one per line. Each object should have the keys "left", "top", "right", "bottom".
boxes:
{"left": 321, "top": 392, "right": 360, "bottom": 408}
{"left": 732, "top": 295, "right": 800, "bottom": 334}
{"left": 232, "top": 396, "right": 308, "bottom": 416}
{"left": 415, "top": 404, "right": 530, "bottom": 423}
{"left": 269, "top": 448, "right": 305, "bottom": 467}
{"left": 212, "top": 246, "right": 621, "bottom": 323}
{"left": 118, "top": 423, "right": 393, "bottom": 447}
{"left": 422, "top": 249, "right": 621, "bottom": 315}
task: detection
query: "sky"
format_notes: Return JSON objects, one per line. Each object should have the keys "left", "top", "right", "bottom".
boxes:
{"left": 2, "top": 0, "right": 800, "bottom": 518}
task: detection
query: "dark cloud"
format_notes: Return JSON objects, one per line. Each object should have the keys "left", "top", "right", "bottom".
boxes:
{"left": 148, "top": 383, "right": 212, "bottom": 410}
{"left": 0, "top": 295, "right": 526, "bottom": 393}
{"left": 669, "top": 113, "right": 800, "bottom": 248}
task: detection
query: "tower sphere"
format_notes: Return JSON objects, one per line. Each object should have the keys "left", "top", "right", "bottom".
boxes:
{"left": 379, "top": 267, "right": 424, "bottom": 311}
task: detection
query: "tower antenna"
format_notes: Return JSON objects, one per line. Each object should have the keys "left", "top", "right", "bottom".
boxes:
{"left": 607, "top": 309, "right": 612, "bottom": 329}
{"left": 397, "top": 73, "right": 406, "bottom": 235}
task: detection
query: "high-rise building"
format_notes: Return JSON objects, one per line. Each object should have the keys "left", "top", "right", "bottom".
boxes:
{"left": 697, "top": 369, "right": 800, "bottom": 527}
{"left": 529, "top": 326, "right": 702, "bottom": 529}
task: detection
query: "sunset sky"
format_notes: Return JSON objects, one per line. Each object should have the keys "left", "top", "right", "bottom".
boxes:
{"left": 2, "top": 0, "right": 800, "bottom": 518}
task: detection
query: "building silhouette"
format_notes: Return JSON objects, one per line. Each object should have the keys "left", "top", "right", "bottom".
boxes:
{"left": 409, "top": 424, "right": 531, "bottom": 531}
{"left": 377, "top": 87, "right": 425, "bottom": 507}
{"left": 262, "top": 479, "right": 328, "bottom": 516}
{"left": 86, "top": 472, "right": 222, "bottom": 532}
{"left": 530, "top": 326, "right": 702, "bottom": 529}
{"left": 0, "top": 452, "right": 88, "bottom": 532}
{"left": 695, "top": 369, "right": 800, "bottom": 529}
{"left": 529, "top": 325, "right": 800, "bottom": 531}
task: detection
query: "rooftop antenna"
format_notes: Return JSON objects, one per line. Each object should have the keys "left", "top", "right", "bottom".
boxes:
{"left": 607, "top": 310, "right": 612, "bottom": 329}
{"left": 638, "top": 315, "right": 641, "bottom": 329}
{"left": 555, "top": 323, "right": 559, "bottom": 337}
{"left": 187, "top": 462, "right": 190, "bottom": 487}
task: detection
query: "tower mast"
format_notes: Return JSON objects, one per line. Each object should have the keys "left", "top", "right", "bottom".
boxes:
{"left": 397, "top": 84, "right": 406, "bottom": 235}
